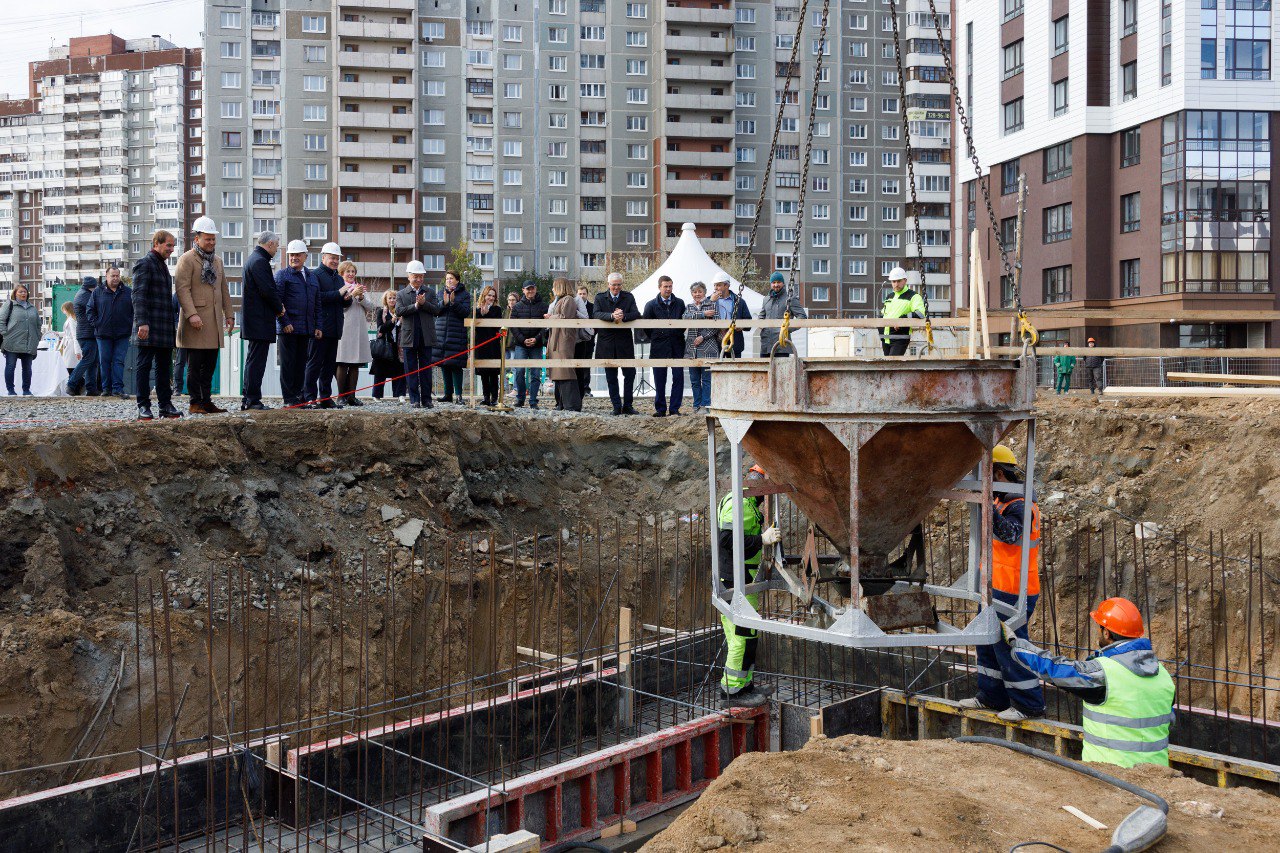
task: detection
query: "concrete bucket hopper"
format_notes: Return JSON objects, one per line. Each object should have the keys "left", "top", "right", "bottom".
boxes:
{"left": 707, "top": 356, "right": 1038, "bottom": 648}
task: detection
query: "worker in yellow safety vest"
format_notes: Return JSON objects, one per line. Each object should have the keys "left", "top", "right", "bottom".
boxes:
{"left": 880, "top": 266, "right": 926, "bottom": 356}
{"left": 716, "top": 464, "right": 780, "bottom": 709}
{"left": 1003, "top": 597, "right": 1176, "bottom": 768}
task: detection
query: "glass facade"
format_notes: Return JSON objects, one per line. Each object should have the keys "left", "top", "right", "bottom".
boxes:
{"left": 1161, "top": 110, "right": 1271, "bottom": 294}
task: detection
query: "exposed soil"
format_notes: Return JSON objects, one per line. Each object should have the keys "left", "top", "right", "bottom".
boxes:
{"left": 645, "top": 734, "right": 1280, "bottom": 852}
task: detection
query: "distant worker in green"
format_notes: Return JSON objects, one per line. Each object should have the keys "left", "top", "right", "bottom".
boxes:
{"left": 1053, "top": 341, "right": 1076, "bottom": 394}
{"left": 717, "top": 464, "right": 781, "bottom": 709}
{"left": 880, "top": 266, "right": 926, "bottom": 356}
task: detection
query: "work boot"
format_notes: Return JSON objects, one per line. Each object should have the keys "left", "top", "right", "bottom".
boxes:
{"left": 720, "top": 686, "right": 770, "bottom": 710}
{"left": 158, "top": 404, "right": 183, "bottom": 419}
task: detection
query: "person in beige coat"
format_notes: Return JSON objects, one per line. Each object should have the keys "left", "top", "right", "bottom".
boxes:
{"left": 175, "top": 217, "right": 234, "bottom": 414}
{"left": 546, "top": 277, "right": 581, "bottom": 412}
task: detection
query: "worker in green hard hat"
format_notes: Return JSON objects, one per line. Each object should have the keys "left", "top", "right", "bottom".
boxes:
{"left": 717, "top": 464, "right": 780, "bottom": 709}
{"left": 881, "top": 266, "right": 926, "bottom": 356}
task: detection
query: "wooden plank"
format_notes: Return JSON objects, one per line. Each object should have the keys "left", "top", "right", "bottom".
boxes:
{"left": 1103, "top": 386, "right": 1280, "bottom": 398}
{"left": 993, "top": 346, "right": 1280, "bottom": 357}
{"left": 1166, "top": 372, "right": 1280, "bottom": 386}
{"left": 1062, "top": 805, "right": 1107, "bottom": 830}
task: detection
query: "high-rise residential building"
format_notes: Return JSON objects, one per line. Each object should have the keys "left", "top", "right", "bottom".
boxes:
{"left": 956, "top": 0, "right": 1278, "bottom": 347}
{"left": 202, "top": 1, "right": 949, "bottom": 314}
{"left": 0, "top": 35, "right": 203, "bottom": 317}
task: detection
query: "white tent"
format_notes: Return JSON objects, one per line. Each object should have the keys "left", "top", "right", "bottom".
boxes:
{"left": 631, "top": 223, "right": 765, "bottom": 317}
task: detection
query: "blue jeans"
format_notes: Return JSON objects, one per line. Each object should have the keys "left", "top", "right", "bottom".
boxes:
{"left": 4, "top": 352, "right": 33, "bottom": 394}
{"left": 688, "top": 366, "right": 712, "bottom": 408}
{"left": 976, "top": 588, "right": 1045, "bottom": 715}
{"left": 513, "top": 345, "right": 543, "bottom": 404}
{"left": 96, "top": 336, "right": 129, "bottom": 394}
{"left": 67, "top": 339, "right": 101, "bottom": 394}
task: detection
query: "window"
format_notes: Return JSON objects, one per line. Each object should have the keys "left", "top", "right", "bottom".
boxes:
{"left": 548, "top": 84, "right": 567, "bottom": 101}
{"left": 424, "top": 109, "right": 445, "bottom": 125}
{"left": 548, "top": 26, "right": 568, "bottom": 43}
{"left": 1043, "top": 203, "right": 1073, "bottom": 243}
{"left": 581, "top": 25, "right": 605, "bottom": 40}
{"left": 1121, "top": 127, "right": 1141, "bottom": 167}
{"left": 736, "top": 64, "right": 756, "bottom": 79}
{"left": 881, "top": 179, "right": 901, "bottom": 195}
{"left": 1003, "top": 98, "right": 1023, "bottom": 133}
{"left": 548, "top": 227, "right": 567, "bottom": 244}
{"left": 220, "top": 10, "right": 241, "bottom": 28}
{"left": 627, "top": 144, "right": 648, "bottom": 160}
{"left": 221, "top": 71, "right": 241, "bottom": 89}
{"left": 422, "top": 138, "right": 446, "bottom": 156}
{"left": 422, "top": 21, "right": 445, "bottom": 39}
{"left": 882, "top": 234, "right": 901, "bottom": 249}
{"left": 1202, "top": 38, "right": 1217, "bottom": 79}
{"left": 252, "top": 69, "right": 278, "bottom": 86}
{"left": 881, "top": 97, "right": 900, "bottom": 113}
{"left": 1002, "top": 40, "right": 1023, "bottom": 79}
{"left": 1043, "top": 142, "right": 1072, "bottom": 182}
{"left": 549, "top": 0, "right": 566, "bottom": 13}
{"left": 502, "top": 140, "right": 522, "bottom": 157}
{"left": 220, "top": 42, "right": 241, "bottom": 59}
{"left": 626, "top": 200, "right": 649, "bottom": 217}
{"left": 811, "top": 286, "right": 830, "bottom": 301}
{"left": 811, "top": 259, "right": 830, "bottom": 275}
{"left": 422, "top": 226, "right": 446, "bottom": 243}
{"left": 1121, "top": 0, "right": 1137, "bottom": 37}
{"left": 626, "top": 229, "right": 649, "bottom": 245}
{"left": 303, "top": 134, "right": 327, "bottom": 151}
{"left": 221, "top": 191, "right": 244, "bottom": 209}
{"left": 580, "top": 54, "right": 605, "bottom": 69}
{"left": 222, "top": 161, "right": 242, "bottom": 179}
{"left": 221, "top": 131, "right": 243, "bottom": 149}
{"left": 626, "top": 31, "right": 647, "bottom": 47}
{"left": 580, "top": 225, "right": 606, "bottom": 240}
{"left": 736, "top": 7, "right": 756, "bottom": 24}
{"left": 502, "top": 24, "right": 523, "bottom": 41}
{"left": 626, "top": 59, "right": 648, "bottom": 75}
{"left": 1053, "top": 16, "right": 1069, "bottom": 56}
{"left": 1053, "top": 79, "right": 1069, "bottom": 116}
{"left": 736, "top": 36, "right": 756, "bottom": 51}
{"left": 503, "top": 226, "right": 523, "bottom": 244}
{"left": 221, "top": 101, "right": 242, "bottom": 119}
{"left": 626, "top": 172, "right": 647, "bottom": 188}
{"left": 1043, "top": 265, "right": 1072, "bottom": 303}
{"left": 504, "top": 53, "right": 524, "bottom": 71}
{"left": 1121, "top": 259, "right": 1141, "bottom": 297}
{"left": 304, "top": 45, "right": 326, "bottom": 63}
{"left": 626, "top": 88, "right": 648, "bottom": 104}
{"left": 1002, "top": 0, "right": 1023, "bottom": 22}
{"left": 548, "top": 170, "right": 567, "bottom": 187}
{"left": 422, "top": 196, "right": 446, "bottom": 213}
{"left": 1000, "top": 216, "right": 1018, "bottom": 251}
{"left": 580, "top": 111, "right": 606, "bottom": 126}
{"left": 423, "top": 50, "right": 446, "bottom": 68}
{"left": 503, "top": 198, "right": 523, "bottom": 215}
{"left": 626, "top": 3, "right": 647, "bottom": 18}
{"left": 421, "top": 168, "right": 445, "bottom": 184}
{"left": 303, "top": 75, "right": 326, "bottom": 92}
{"left": 305, "top": 163, "right": 327, "bottom": 181}
{"left": 1122, "top": 61, "right": 1137, "bottom": 101}
{"left": 881, "top": 205, "right": 901, "bottom": 222}
{"left": 303, "top": 193, "right": 327, "bottom": 211}
{"left": 1121, "top": 193, "right": 1141, "bottom": 232}
{"left": 503, "top": 83, "right": 522, "bottom": 99}
{"left": 548, "top": 113, "right": 567, "bottom": 128}
{"left": 1226, "top": 39, "right": 1271, "bottom": 81}
{"left": 502, "top": 112, "right": 522, "bottom": 128}
{"left": 303, "top": 105, "right": 326, "bottom": 122}
{"left": 302, "top": 15, "right": 326, "bottom": 33}
{"left": 882, "top": 152, "right": 900, "bottom": 168}
{"left": 222, "top": 251, "right": 244, "bottom": 268}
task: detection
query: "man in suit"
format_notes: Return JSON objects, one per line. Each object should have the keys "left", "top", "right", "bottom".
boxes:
{"left": 395, "top": 259, "right": 440, "bottom": 408}
{"left": 304, "top": 242, "right": 352, "bottom": 409}
{"left": 592, "top": 272, "right": 641, "bottom": 416}
{"left": 131, "top": 230, "right": 183, "bottom": 420}
{"left": 642, "top": 275, "right": 686, "bottom": 417}
{"left": 239, "top": 231, "right": 285, "bottom": 410}
{"left": 274, "top": 240, "right": 321, "bottom": 407}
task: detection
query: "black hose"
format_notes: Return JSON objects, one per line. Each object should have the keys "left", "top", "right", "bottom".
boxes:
{"left": 956, "top": 736, "right": 1169, "bottom": 853}
{"left": 560, "top": 845, "right": 612, "bottom": 853}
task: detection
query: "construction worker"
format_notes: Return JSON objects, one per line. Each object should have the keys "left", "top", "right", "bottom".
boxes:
{"left": 717, "top": 464, "right": 781, "bottom": 709}
{"left": 959, "top": 444, "right": 1045, "bottom": 722}
{"left": 1003, "top": 597, "right": 1176, "bottom": 768}
{"left": 1084, "top": 337, "right": 1106, "bottom": 395}
{"left": 880, "top": 266, "right": 925, "bottom": 356}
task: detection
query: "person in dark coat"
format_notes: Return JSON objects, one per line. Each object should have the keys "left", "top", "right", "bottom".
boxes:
{"left": 274, "top": 240, "right": 321, "bottom": 407}
{"left": 239, "top": 232, "right": 285, "bottom": 410}
{"left": 66, "top": 276, "right": 101, "bottom": 396}
{"left": 473, "top": 284, "right": 503, "bottom": 406}
{"left": 592, "top": 272, "right": 641, "bottom": 415}
{"left": 131, "top": 230, "right": 182, "bottom": 420}
{"left": 371, "top": 288, "right": 404, "bottom": 400}
{"left": 574, "top": 285, "right": 595, "bottom": 397}
{"left": 509, "top": 280, "right": 548, "bottom": 408}
{"left": 86, "top": 266, "right": 134, "bottom": 396}
{"left": 303, "top": 243, "right": 351, "bottom": 409}
{"left": 395, "top": 260, "right": 441, "bottom": 408}
{"left": 642, "top": 275, "right": 687, "bottom": 417}
{"left": 434, "top": 270, "right": 472, "bottom": 403}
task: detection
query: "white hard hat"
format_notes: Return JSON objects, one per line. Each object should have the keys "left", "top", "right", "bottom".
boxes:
{"left": 406, "top": 260, "right": 427, "bottom": 275}
{"left": 192, "top": 216, "right": 218, "bottom": 236}
{"left": 712, "top": 272, "right": 731, "bottom": 285}
{"left": 888, "top": 266, "right": 908, "bottom": 281}
{"left": 286, "top": 239, "right": 308, "bottom": 254}
{"left": 320, "top": 242, "right": 343, "bottom": 257}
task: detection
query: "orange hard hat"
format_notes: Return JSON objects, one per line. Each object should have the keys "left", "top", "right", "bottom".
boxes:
{"left": 748, "top": 464, "right": 766, "bottom": 476}
{"left": 1091, "top": 597, "right": 1144, "bottom": 639}
{"left": 1087, "top": 337, "right": 1096, "bottom": 343}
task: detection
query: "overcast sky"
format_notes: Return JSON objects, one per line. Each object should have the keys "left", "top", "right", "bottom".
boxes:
{"left": 0, "top": 0, "right": 203, "bottom": 99}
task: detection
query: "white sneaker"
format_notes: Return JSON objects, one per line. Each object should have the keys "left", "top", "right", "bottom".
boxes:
{"left": 957, "top": 697, "right": 992, "bottom": 711}
{"left": 997, "top": 706, "right": 1030, "bottom": 723}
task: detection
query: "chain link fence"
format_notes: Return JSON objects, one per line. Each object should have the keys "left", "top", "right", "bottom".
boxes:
{"left": 1037, "top": 355, "right": 1280, "bottom": 390}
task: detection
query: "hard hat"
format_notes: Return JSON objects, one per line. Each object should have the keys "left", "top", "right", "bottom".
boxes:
{"left": 1087, "top": 337, "right": 1096, "bottom": 344}
{"left": 406, "top": 259, "right": 427, "bottom": 275}
{"left": 320, "top": 242, "right": 343, "bottom": 257}
{"left": 769, "top": 272, "right": 785, "bottom": 284}
{"left": 1091, "top": 597, "right": 1144, "bottom": 639}
{"left": 712, "top": 272, "right": 731, "bottom": 285}
{"left": 888, "top": 266, "right": 908, "bottom": 281}
{"left": 192, "top": 216, "right": 218, "bottom": 236}
{"left": 744, "top": 464, "right": 767, "bottom": 484}
{"left": 286, "top": 239, "right": 308, "bottom": 254}
{"left": 992, "top": 445, "right": 1018, "bottom": 467}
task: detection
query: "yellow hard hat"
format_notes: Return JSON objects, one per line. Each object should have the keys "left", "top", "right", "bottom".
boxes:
{"left": 992, "top": 445, "right": 1018, "bottom": 466}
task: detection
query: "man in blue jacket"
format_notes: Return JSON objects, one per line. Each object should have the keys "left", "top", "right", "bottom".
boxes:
{"left": 131, "top": 230, "right": 183, "bottom": 420}
{"left": 642, "top": 275, "right": 686, "bottom": 417}
{"left": 239, "top": 231, "right": 285, "bottom": 410}
{"left": 66, "top": 276, "right": 101, "bottom": 396}
{"left": 87, "top": 266, "right": 134, "bottom": 396}
{"left": 274, "top": 240, "right": 321, "bottom": 407}
{"left": 303, "top": 241, "right": 351, "bottom": 409}
{"left": 712, "top": 273, "right": 750, "bottom": 358}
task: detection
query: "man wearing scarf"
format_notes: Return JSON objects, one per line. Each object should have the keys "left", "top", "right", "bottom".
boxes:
{"left": 175, "top": 217, "right": 234, "bottom": 414}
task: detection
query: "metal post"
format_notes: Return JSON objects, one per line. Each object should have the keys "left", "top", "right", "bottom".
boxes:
{"left": 1011, "top": 419, "right": 1037, "bottom": 628}
{"left": 494, "top": 327, "right": 512, "bottom": 413}
{"left": 729, "top": 438, "right": 747, "bottom": 608}
{"left": 707, "top": 420, "right": 721, "bottom": 597}
{"left": 467, "top": 288, "right": 478, "bottom": 409}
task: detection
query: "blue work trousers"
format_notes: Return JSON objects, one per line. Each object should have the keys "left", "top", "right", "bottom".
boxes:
{"left": 975, "top": 588, "right": 1046, "bottom": 715}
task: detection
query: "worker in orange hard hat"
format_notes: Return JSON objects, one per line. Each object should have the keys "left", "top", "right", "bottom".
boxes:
{"left": 1084, "top": 336, "right": 1106, "bottom": 395}
{"left": 1001, "top": 596, "right": 1176, "bottom": 768}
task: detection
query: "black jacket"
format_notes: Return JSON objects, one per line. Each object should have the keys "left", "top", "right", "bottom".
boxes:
{"left": 131, "top": 250, "right": 176, "bottom": 349}
{"left": 434, "top": 285, "right": 473, "bottom": 361}
{"left": 593, "top": 290, "right": 641, "bottom": 358}
{"left": 642, "top": 294, "right": 688, "bottom": 357}
{"left": 72, "top": 281, "right": 97, "bottom": 341}
{"left": 314, "top": 264, "right": 351, "bottom": 340}
{"left": 87, "top": 284, "right": 134, "bottom": 339}
{"left": 510, "top": 295, "right": 549, "bottom": 348}
{"left": 475, "top": 303, "right": 504, "bottom": 360}
{"left": 240, "top": 245, "right": 283, "bottom": 342}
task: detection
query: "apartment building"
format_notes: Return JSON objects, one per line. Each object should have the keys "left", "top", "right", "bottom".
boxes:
{"left": 956, "top": 0, "right": 1279, "bottom": 347}
{"left": 0, "top": 35, "right": 203, "bottom": 316}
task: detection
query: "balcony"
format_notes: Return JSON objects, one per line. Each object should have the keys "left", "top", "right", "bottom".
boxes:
{"left": 663, "top": 150, "right": 734, "bottom": 169}
{"left": 664, "top": 119, "right": 734, "bottom": 139}
{"left": 663, "top": 93, "right": 735, "bottom": 111}
{"left": 337, "top": 81, "right": 415, "bottom": 101}
{"left": 338, "top": 141, "right": 415, "bottom": 160}
{"left": 336, "top": 20, "right": 415, "bottom": 41}
{"left": 665, "top": 208, "right": 735, "bottom": 225}
{"left": 339, "top": 201, "right": 415, "bottom": 219}
{"left": 340, "top": 0, "right": 414, "bottom": 8}
{"left": 663, "top": 179, "right": 734, "bottom": 196}
{"left": 663, "top": 36, "right": 732, "bottom": 54}
{"left": 337, "top": 170, "right": 416, "bottom": 189}
{"left": 337, "top": 50, "right": 415, "bottom": 71}
{"left": 338, "top": 111, "right": 416, "bottom": 130}
{"left": 663, "top": 7, "right": 734, "bottom": 26}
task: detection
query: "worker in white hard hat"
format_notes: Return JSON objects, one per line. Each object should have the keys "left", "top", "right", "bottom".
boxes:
{"left": 880, "top": 266, "right": 926, "bottom": 357}
{"left": 273, "top": 239, "right": 321, "bottom": 406}
{"left": 395, "top": 259, "right": 441, "bottom": 408}
{"left": 302, "top": 242, "right": 352, "bottom": 409}
{"left": 174, "top": 217, "right": 234, "bottom": 415}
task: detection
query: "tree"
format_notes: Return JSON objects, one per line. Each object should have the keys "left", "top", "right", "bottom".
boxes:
{"left": 605, "top": 250, "right": 659, "bottom": 292}
{"left": 448, "top": 240, "right": 483, "bottom": 292}
{"left": 711, "top": 252, "right": 767, "bottom": 295}
{"left": 497, "top": 271, "right": 554, "bottom": 305}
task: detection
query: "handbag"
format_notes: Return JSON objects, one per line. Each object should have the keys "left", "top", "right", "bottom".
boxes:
{"left": 371, "top": 336, "right": 395, "bottom": 361}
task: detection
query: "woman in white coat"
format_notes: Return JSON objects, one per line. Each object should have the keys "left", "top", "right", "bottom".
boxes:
{"left": 56, "top": 301, "right": 82, "bottom": 383}
{"left": 334, "top": 261, "right": 379, "bottom": 406}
